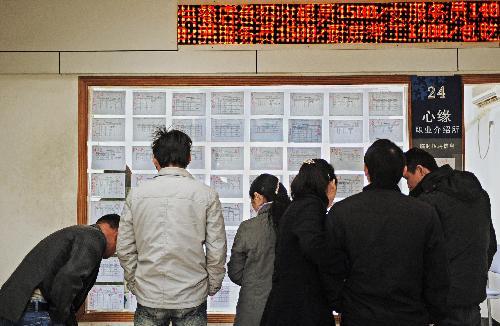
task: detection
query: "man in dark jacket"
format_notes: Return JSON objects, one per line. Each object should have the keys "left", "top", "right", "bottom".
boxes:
{"left": 404, "top": 148, "right": 496, "bottom": 326}
{"left": 326, "top": 139, "right": 449, "bottom": 326}
{"left": 0, "top": 214, "right": 120, "bottom": 326}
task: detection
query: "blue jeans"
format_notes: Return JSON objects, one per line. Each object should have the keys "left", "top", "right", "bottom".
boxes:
{"left": 0, "top": 311, "right": 63, "bottom": 326}
{"left": 134, "top": 301, "right": 207, "bottom": 326}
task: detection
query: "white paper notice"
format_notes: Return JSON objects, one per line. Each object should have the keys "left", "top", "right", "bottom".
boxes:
{"left": 172, "top": 93, "right": 206, "bottom": 116}
{"left": 172, "top": 119, "right": 206, "bottom": 142}
{"left": 222, "top": 203, "right": 243, "bottom": 227}
{"left": 193, "top": 174, "right": 207, "bottom": 185}
{"left": 211, "top": 92, "right": 244, "bottom": 115}
{"left": 92, "top": 91, "right": 125, "bottom": 115}
{"left": 132, "top": 146, "right": 155, "bottom": 170}
{"left": 336, "top": 174, "right": 364, "bottom": 198}
{"left": 91, "top": 146, "right": 126, "bottom": 170}
{"left": 250, "top": 147, "right": 283, "bottom": 170}
{"left": 87, "top": 285, "right": 124, "bottom": 311}
{"left": 226, "top": 229, "right": 237, "bottom": 253}
{"left": 435, "top": 157, "right": 456, "bottom": 169}
{"left": 90, "top": 173, "right": 125, "bottom": 198}
{"left": 124, "top": 292, "right": 138, "bottom": 311}
{"left": 92, "top": 118, "right": 125, "bottom": 142}
{"left": 290, "top": 93, "right": 324, "bottom": 116}
{"left": 329, "top": 120, "right": 363, "bottom": 143}
{"left": 211, "top": 147, "right": 244, "bottom": 170}
{"left": 208, "top": 282, "right": 239, "bottom": 313}
{"left": 330, "top": 93, "right": 363, "bottom": 116}
{"left": 190, "top": 146, "right": 205, "bottom": 169}
{"left": 90, "top": 201, "right": 125, "bottom": 225}
{"left": 131, "top": 173, "right": 156, "bottom": 188}
{"left": 369, "top": 119, "right": 403, "bottom": 142}
{"left": 330, "top": 147, "right": 364, "bottom": 171}
{"left": 250, "top": 119, "right": 283, "bottom": 142}
{"left": 133, "top": 118, "right": 165, "bottom": 141}
{"left": 96, "top": 257, "right": 124, "bottom": 283}
{"left": 368, "top": 92, "right": 403, "bottom": 116}
{"left": 287, "top": 147, "right": 322, "bottom": 171}
{"left": 251, "top": 92, "right": 284, "bottom": 115}
{"left": 133, "top": 92, "right": 166, "bottom": 115}
{"left": 288, "top": 119, "right": 322, "bottom": 143}
{"left": 211, "top": 119, "right": 244, "bottom": 142}
{"left": 211, "top": 175, "right": 243, "bottom": 198}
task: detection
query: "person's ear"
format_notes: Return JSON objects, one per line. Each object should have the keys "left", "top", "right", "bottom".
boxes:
{"left": 152, "top": 158, "right": 161, "bottom": 171}
{"left": 364, "top": 165, "right": 371, "bottom": 183}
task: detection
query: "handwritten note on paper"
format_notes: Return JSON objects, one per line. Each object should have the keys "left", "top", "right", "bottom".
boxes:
{"left": 330, "top": 147, "right": 364, "bottom": 171}
{"left": 208, "top": 282, "right": 239, "bottom": 313}
{"left": 87, "top": 285, "right": 124, "bottom": 311}
{"left": 211, "top": 119, "right": 244, "bottom": 142}
{"left": 90, "top": 173, "right": 125, "bottom": 198}
{"left": 90, "top": 201, "right": 125, "bottom": 224}
{"left": 290, "top": 93, "right": 324, "bottom": 116}
{"left": 369, "top": 92, "right": 403, "bottom": 116}
{"left": 251, "top": 92, "right": 284, "bottom": 115}
{"left": 189, "top": 146, "right": 205, "bottom": 169}
{"left": 172, "top": 119, "right": 206, "bottom": 142}
{"left": 435, "top": 157, "right": 455, "bottom": 169}
{"left": 133, "top": 92, "right": 166, "bottom": 115}
{"left": 172, "top": 93, "right": 206, "bottom": 116}
{"left": 211, "top": 147, "right": 244, "bottom": 170}
{"left": 132, "top": 146, "right": 155, "bottom": 170}
{"left": 92, "top": 118, "right": 125, "bottom": 142}
{"left": 250, "top": 147, "right": 283, "bottom": 170}
{"left": 330, "top": 93, "right": 363, "bottom": 116}
{"left": 133, "top": 118, "right": 165, "bottom": 142}
{"left": 336, "top": 174, "right": 364, "bottom": 198}
{"left": 329, "top": 120, "right": 363, "bottom": 143}
{"left": 288, "top": 119, "right": 322, "bottom": 143}
{"left": 210, "top": 175, "right": 243, "bottom": 198}
{"left": 369, "top": 119, "right": 403, "bottom": 142}
{"left": 287, "top": 147, "right": 322, "bottom": 171}
{"left": 250, "top": 119, "right": 283, "bottom": 142}
{"left": 211, "top": 92, "right": 244, "bottom": 115}
{"left": 131, "top": 173, "right": 156, "bottom": 188}
{"left": 92, "top": 91, "right": 125, "bottom": 115}
{"left": 91, "top": 146, "right": 125, "bottom": 170}
{"left": 222, "top": 203, "right": 243, "bottom": 227}
{"left": 96, "top": 257, "right": 124, "bottom": 283}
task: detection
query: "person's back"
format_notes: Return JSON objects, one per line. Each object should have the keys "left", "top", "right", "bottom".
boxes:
{"left": 327, "top": 140, "right": 449, "bottom": 326}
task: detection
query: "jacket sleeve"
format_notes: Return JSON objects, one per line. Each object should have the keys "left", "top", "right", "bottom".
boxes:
{"left": 227, "top": 222, "right": 247, "bottom": 286}
{"left": 293, "top": 200, "right": 344, "bottom": 312}
{"left": 48, "top": 236, "right": 103, "bottom": 324}
{"left": 116, "top": 191, "right": 138, "bottom": 294}
{"left": 205, "top": 191, "right": 227, "bottom": 296}
{"left": 423, "top": 208, "right": 450, "bottom": 324}
{"left": 486, "top": 193, "right": 497, "bottom": 268}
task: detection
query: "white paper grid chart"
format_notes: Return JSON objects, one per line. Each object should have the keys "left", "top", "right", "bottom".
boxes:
{"left": 87, "top": 85, "right": 409, "bottom": 313}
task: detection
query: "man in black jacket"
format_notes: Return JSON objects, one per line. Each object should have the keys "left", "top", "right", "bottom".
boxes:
{"left": 326, "top": 139, "right": 449, "bottom": 326}
{"left": 0, "top": 214, "right": 120, "bottom": 326}
{"left": 404, "top": 148, "right": 496, "bottom": 326}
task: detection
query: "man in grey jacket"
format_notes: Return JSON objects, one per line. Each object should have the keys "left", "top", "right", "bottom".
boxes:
{"left": 117, "top": 128, "right": 226, "bottom": 326}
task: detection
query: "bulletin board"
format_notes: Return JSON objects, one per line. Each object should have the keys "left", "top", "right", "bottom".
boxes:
{"left": 77, "top": 76, "right": 411, "bottom": 323}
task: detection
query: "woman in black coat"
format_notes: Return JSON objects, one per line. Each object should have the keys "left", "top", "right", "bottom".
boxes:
{"left": 261, "top": 159, "right": 340, "bottom": 326}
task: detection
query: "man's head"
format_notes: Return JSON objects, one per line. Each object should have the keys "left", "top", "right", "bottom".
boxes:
{"left": 151, "top": 127, "right": 192, "bottom": 170}
{"left": 403, "top": 148, "right": 438, "bottom": 191}
{"left": 364, "top": 139, "right": 405, "bottom": 188}
{"left": 96, "top": 214, "right": 120, "bottom": 259}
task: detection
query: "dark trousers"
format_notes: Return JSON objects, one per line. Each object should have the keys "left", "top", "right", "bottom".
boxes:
{"left": 435, "top": 305, "right": 481, "bottom": 326}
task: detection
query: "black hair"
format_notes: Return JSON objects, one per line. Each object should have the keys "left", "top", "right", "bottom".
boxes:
{"left": 250, "top": 174, "right": 291, "bottom": 230}
{"left": 404, "top": 147, "right": 439, "bottom": 173}
{"left": 151, "top": 127, "right": 192, "bottom": 168}
{"left": 96, "top": 214, "right": 120, "bottom": 230}
{"left": 364, "top": 139, "right": 405, "bottom": 188}
{"left": 291, "top": 158, "right": 336, "bottom": 205}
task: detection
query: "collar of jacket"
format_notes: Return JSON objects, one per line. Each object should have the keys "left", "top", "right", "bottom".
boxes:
{"left": 409, "top": 164, "right": 453, "bottom": 197}
{"left": 156, "top": 167, "right": 194, "bottom": 179}
{"left": 363, "top": 182, "right": 401, "bottom": 192}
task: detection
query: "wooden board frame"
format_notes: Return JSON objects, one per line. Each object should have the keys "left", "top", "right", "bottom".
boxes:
{"left": 78, "top": 75, "right": 414, "bottom": 323}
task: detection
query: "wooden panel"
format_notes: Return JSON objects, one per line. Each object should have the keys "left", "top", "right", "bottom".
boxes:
{"left": 61, "top": 51, "right": 256, "bottom": 74}
{"left": 458, "top": 47, "right": 500, "bottom": 72}
{"left": 0, "top": 52, "right": 59, "bottom": 74}
{"left": 0, "top": 0, "right": 176, "bottom": 51}
{"left": 258, "top": 48, "right": 457, "bottom": 74}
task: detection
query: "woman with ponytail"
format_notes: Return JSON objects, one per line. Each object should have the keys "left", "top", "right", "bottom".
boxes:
{"left": 228, "top": 174, "right": 291, "bottom": 326}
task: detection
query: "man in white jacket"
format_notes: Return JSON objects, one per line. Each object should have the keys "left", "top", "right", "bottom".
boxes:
{"left": 117, "top": 128, "right": 226, "bottom": 325}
